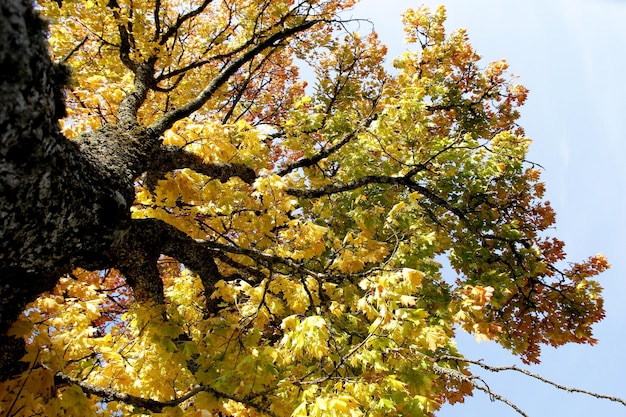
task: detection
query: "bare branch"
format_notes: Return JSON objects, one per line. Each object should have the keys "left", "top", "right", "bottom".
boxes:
{"left": 152, "top": 0, "right": 162, "bottom": 42}
{"left": 220, "top": 49, "right": 276, "bottom": 123}
{"left": 158, "top": 0, "right": 215, "bottom": 46}
{"left": 54, "top": 370, "right": 168, "bottom": 412}
{"left": 284, "top": 167, "right": 470, "bottom": 222}
{"left": 155, "top": 58, "right": 214, "bottom": 83}
{"left": 285, "top": 174, "right": 394, "bottom": 198}
{"left": 61, "top": 36, "right": 88, "bottom": 63}
{"left": 284, "top": 166, "right": 424, "bottom": 198}
{"left": 213, "top": 250, "right": 266, "bottom": 281}
{"left": 439, "top": 355, "right": 626, "bottom": 407}
{"left": 154, "top": 5, "right": 235, "bottom": 87}
{"left": 433, "top": 362, "right": 529, "bottom": 417}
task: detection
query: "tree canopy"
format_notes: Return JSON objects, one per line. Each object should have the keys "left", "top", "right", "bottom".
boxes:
{"left": 0, "top": 0, "right": 612, "bottom": 416}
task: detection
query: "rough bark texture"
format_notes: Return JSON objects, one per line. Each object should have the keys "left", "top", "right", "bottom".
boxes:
{"left": 0, "top": 0, "right": 176, "bottom": 377}
{"left": 1, "top": 0, "right": 74, "bottom": 376}
{"left": 0, "top": 0, "right": 140, "bottom": 377}
{"left": 0, "top": 0, "right": 322, "bottom": 379}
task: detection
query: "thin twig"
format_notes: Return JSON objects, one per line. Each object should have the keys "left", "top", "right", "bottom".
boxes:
{"left": 440, "top": 355, "right": 626, "bottom": 407}
{"left": 433, "top": 362, "right": 529, "bottom": 417}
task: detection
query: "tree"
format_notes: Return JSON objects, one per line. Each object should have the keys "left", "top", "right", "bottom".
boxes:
{"left": 0, "top": 0, "right": 615, "bottom": 415}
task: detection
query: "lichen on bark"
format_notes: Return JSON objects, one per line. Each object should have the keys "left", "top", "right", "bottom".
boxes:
{"left": 0, "top": 0, "right": 141, "bottom": 377}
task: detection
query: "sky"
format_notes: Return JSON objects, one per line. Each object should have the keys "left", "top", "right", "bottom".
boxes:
{"left": 347, "top": 1, "right": 626, "bottom": 416}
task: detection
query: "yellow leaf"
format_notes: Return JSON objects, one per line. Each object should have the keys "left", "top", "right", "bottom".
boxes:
{"left": 402, "top": 268, "right": 424, "bottom": 287}
{"left": 7, "top": 319, "right": 32, "bottom": 337}
{"left": 292, "top": 401, "right": 309, "bottom": 417}
{"left": 400, "top": 295, "right": 417, "bottom": 306}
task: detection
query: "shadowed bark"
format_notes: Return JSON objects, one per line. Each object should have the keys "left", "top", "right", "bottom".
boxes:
{"left": 1, "top": 0, "right": 88, "bottom": 376}
{"left": 0, "top": 0, "right": 323, "bottom": 378}
{"left": 0, "top": 0, "right": 204, "bottom": 377}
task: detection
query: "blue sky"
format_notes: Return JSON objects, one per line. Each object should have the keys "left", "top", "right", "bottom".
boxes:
{"left": 349, "top": 1, "right": 626, "bottom": 416}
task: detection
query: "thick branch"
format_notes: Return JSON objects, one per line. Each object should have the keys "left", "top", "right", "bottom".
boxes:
{"left": 145, "top": 145, "right": 257, "bottom": 189}
{"left": 117, "top": 60, "right": 156, "bottom": 126}
{"left": 118, "top": 219, "right": 224, "bottom": 307}
{"left": 152, "top": 0, "right": 161, "bottom": 41}
{"left": 115, "top": 221, "right": 165, "bottom": 304}
{"left": 159, "top": 222, "right": 224, "bottom": 311}
{"left": 107, "top": 0, "right": 137, "bottom": 72}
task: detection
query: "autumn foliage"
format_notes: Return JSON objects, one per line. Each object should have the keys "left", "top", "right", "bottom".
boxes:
{"left": 1, "top": 1, "right": 609, "bottom": 416}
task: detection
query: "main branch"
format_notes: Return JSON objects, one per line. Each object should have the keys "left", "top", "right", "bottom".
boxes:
{"left": 145, "top": 145, "right": 257, "bottom": 189}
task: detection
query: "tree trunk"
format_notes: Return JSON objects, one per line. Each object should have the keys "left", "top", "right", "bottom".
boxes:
{"left": 0, "top": 0, "right": 141, "bottom": 377}
{"left": 0, "top": 0, "right": 316, "bottom": 379}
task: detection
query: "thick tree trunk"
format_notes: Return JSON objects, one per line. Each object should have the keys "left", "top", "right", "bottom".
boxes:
{"left": 0, "top": 0, "right": 304, "bottom": 379}
{"left": 1, "top": 0, "right": 73, "bottom": 375}
{"left": 0, "top": 0, "right": 141, "bottom": 377}
{"left": 0, "top": 0, "right": 237, "bottom": 378}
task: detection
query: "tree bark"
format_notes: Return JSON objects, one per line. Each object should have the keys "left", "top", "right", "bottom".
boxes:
{"left": 0, "top": 0, "right": 112, "bottom": 376}
{"left": 0, "top": 0, "right": 153, "bottom": 377}
{"left": 0, "top": 0, "right": 326, "bottom": 379}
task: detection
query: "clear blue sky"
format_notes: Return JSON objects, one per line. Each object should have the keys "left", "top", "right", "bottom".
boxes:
{"left": 348, "top": 1, "right": 626, "bottom": 416}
